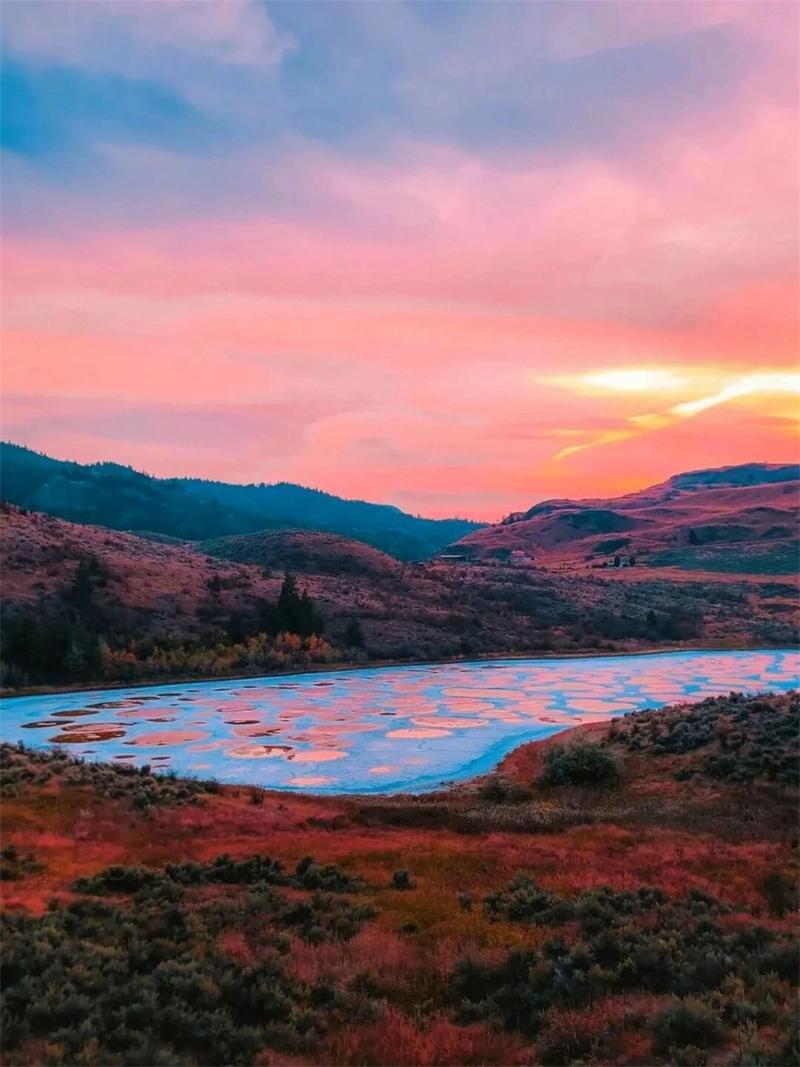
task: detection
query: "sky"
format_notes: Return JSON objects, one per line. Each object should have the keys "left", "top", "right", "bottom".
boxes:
{"left": 1, "top": 0, "right": 798, "bottom": 520}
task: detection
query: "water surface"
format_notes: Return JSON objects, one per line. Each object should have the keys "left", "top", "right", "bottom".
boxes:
{"left": 1, "top": 649, "right": 796, "bottom": 793}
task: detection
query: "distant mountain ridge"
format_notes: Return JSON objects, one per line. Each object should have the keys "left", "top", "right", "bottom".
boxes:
{"left": 0, "top": 442, "right": 481, "bottom": 561}
{"left": 505, "top": 463, "right": 800, "bottom": 525}
{"left": 446, "top": 463, "right": 800, "bottom": 574}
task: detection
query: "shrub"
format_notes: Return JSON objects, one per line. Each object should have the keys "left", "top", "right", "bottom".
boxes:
{"left": 0, "top": 887, "right": 358, "bottom": 1065}
{"left": 450, "top": 885, "right": 795, "bottom": 1044}
{"left": 651, "top": 1000, "right": 725, "bottom": 1057}
{"left": 759, "top": 871, "right": 796, "bottom": 918}
{"left": 539, "top": 743, "right": 621, "bottom": 788}
{"left": 293, "top": 857, "right": 364, "bottom": 893}
{"left": 0, "top": 845, "right": 42, "bottom": 881}
{"left": 74, "top": 853, "right": 366, "bottom": 904}
{"left": 484, "top": 876, "right": 572, "bottom": 926}
{"left": 478, "top": 775, "right": 532, "bottom": 804}
{"left": 391, "top": 869, "right": 415, "bottom": 890}
{"left": 0, "top": 743, "right": 219, "bottom": 809}
{"left": 606, "top": 692, "right": 799, "bottom": 787}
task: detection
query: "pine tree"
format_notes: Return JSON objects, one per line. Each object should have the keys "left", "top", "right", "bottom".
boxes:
{"left": 344, "top": 619, "right": 364, "bottom": 647}
{"left": 69, "top": 560, "right": 94, "bottom": 609}
{"left": 276, "top": 574, "right": 298, "bottom": 632}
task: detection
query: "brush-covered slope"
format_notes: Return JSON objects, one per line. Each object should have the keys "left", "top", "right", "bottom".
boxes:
{"left": 0, "top": 442, "right": 481, "bottom": 561}
{"left": 448, "top": 463, "right": 799, "bottom": 573}
{"left": 2, "top": 503, "right": 798, "bottom": 689}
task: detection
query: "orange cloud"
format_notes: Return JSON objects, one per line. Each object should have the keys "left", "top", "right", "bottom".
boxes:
{"left": 1, "top": 91, "right": 797, "bottom": 517}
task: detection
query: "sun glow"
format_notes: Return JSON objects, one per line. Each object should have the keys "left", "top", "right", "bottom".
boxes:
{"left": 671, "top": 373, "right": 800, "bottom": 418}
{"left": 551, "top": 369, "right": 800, "bottom": 463}
{"left": 581, "top": 368, "right": 686, "bottom": 393}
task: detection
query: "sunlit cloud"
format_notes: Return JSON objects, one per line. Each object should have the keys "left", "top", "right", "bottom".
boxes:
{"left": 1, "top": 1, "right": 797, "bottom": 516}
{"left": 553, "top": 370, "right": 800, "bottom": 462}
{"left": 580, "top": 368, "right": 687, "bottom": 393}
{"left": 670, "top": 372, "right": 800, "bottom": 418}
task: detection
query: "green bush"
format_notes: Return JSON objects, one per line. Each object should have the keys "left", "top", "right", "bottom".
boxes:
{"left": 2, "top": 846, "right": 380, "bottom": 1063}
{"left": 73, "top": 853, "right": 364, "bottom": 897}
{"left": 478, "top": 775, "right": 532, "bottom": 804}
{"left": 651, "top": 999, "right": 725, "bottom": 1057}
{"left": 294, "top": 856, "right": 364, "bottom": 892}
{"left": 759, "top": 871, "right": 796, "bottom": 918}
{"left": 391, "top": 869, "right": 415, "bottom": 890}
{"left": 539, "top": 743, "right": 621, "bottom": 788}
{"left": 484, "top": 876, "right": 572, "bottom": 926}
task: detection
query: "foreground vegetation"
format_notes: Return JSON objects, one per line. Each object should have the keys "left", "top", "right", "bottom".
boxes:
{"left": 1, "top": 692, "right": 798, "bottom": 1065}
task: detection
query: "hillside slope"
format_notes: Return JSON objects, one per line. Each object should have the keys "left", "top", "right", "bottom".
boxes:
{"left": 0, "top": 442, "right": 481, "bottom": 560}
{"left": 1, "top": 504, "right": 797, "bottom": 688}
{"left": 198, "top": 529, "right": 402, "bottom": 579}
{"left": 449, "top": 463, "right": 799, "bottom": 573}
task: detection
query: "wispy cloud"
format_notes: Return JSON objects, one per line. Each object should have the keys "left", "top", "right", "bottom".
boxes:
{"left": 1, "top": 1, "right": 797, "bottom": 517}
{"left": 552, "top": 370, "right": 800, "bottom": 461}
{"left": 2, "top": 0, "right": 293, "bottom": 71}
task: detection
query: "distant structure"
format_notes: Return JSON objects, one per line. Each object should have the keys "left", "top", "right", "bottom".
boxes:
{"left": 510, "top": 549, "right": 534, "bottom": 567}
{"left": 437, "top": 546, "right": 535, "bottom": 568}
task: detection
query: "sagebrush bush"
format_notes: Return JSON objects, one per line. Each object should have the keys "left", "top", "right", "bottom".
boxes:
{"left": 1, "top": 871, "right": 377, "bottom": 1066}
{"left": 651, "top": 999, "right": 725, "bottom": 1056}
{"left": 539, "top": 742, "right": 621, "bottom": 788}
{"left": 0, "top": 742, "right": 221, "bottom": 808}
{"left": 477, "top": 775, "right": 532, "bottom": 804}
{"left": 74, "top": 853, "right": 363, "bottom": 896}
{"left": 391, "top": 869, "right": 415, "bottom": 890}
{"left": 607, "top": 692, "right": 799, "bottom": 787}
{"left": 452, "top": 885, "right": 797, "bottom": 1044}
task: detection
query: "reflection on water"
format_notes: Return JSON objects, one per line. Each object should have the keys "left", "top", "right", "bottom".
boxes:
{"left": 1, "top": 649, "right": 797, "bottom": 794}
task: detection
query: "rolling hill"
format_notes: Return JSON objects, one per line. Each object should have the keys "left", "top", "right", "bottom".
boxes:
{"left": 198, "top": 529, "right": 403, "bottom": 579}
{"left": 0, "top": 442, "right": 481, "bottom": 561}
{"left": 445, "top": 463, "right": 800, "bottom": 574}
{"left": 2, "top": 501, "right": 797, "bottom": 689}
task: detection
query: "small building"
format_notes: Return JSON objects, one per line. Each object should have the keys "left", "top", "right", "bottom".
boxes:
{"left": 510, "top": 549, "right": 534, "bottom": 567}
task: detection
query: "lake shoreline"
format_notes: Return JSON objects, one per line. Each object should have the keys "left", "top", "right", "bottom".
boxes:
{"left": 0, "top": 637, "right": 783, "bottom": 701}
{"left": 3, "top": 647, "right": 796, "bottom": 798}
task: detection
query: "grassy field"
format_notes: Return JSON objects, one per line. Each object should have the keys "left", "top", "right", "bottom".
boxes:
{"left": 1, "top": 692, "right": 797, "bottom": 1066}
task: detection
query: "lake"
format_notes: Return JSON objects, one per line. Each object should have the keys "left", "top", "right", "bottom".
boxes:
{"left": 1, "top": 649, "right": 797, "bottom": 794}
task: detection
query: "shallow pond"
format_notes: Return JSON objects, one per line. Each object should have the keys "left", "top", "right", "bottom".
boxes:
{"left": 1, "top": 649, "right": 797, "bottom": 793}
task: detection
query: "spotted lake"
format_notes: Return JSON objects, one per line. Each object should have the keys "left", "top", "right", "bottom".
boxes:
{"left": 1, "top": 649, "right": 796, "bottom": 793}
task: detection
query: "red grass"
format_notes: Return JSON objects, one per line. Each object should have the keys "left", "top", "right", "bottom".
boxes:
{"left": 321, "top": 1008, "right": 532, "bottom": 1066}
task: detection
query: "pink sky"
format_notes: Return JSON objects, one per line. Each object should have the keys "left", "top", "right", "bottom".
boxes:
{"left": 2, "top": 1, "right": 797, "bottom": 519}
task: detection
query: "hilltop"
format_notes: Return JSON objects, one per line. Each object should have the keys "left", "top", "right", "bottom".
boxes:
{"left": 446, "top": 463, "right": 799, "bottom": 574}
{"left": 198, "top": 528, "right": 402, "bottom": 579}
{"left": 0, "top": 442, "right": 481, "bottom": 561}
